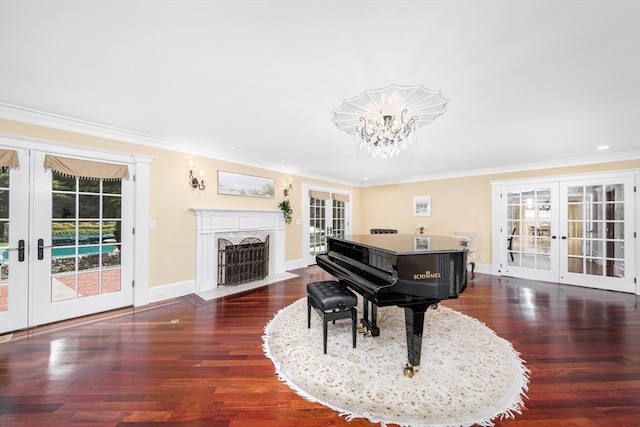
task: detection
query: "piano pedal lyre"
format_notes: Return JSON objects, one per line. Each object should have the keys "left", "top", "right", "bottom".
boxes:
{"left": 403, "top": 363, "right": 420, "bottom": 378}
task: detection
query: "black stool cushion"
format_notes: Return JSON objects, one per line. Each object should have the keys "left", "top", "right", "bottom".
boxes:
{"left": 307, "top": 280, "right": 357, "bottom": 311}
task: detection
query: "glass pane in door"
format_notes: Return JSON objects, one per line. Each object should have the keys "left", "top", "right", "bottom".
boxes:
{"left": 309, "top": 197, "right": 326, "bottom": 257}
{"left": 332, "top": 199, "right": 346, "bottom": 238}
{"left": 506, "top": 188, "right": 552, "bottom": 270}
{"left": 51, "top": 172, "right": 122, "bottom": 302}
{"left": 566, "top": 184, "right": 625, "bottom": 278}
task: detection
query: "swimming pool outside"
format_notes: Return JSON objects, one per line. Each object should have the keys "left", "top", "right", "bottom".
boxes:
{"left": 52, "top": 245, "right": 116, "bottom": 257}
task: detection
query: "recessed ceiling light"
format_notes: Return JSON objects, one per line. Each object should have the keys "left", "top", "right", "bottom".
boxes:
{"left": 363, "top": 177, "right": 369, "bottom": 181}
{"left": 229, "top": 145, "right": 238, "bottom": 150}
{"left": 597, "top": 145, "right": 610, "bottom": 150}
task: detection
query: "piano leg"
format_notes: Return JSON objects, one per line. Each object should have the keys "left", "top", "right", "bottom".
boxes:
{"left": 360, "top": 298, "right": 380, "bottom": 336}
{"left": 403, "top": 302, "right": 437, "bottom": 378}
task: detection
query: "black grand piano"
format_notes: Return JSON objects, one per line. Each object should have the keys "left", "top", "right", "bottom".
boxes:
{"left": 316, "top": 233, "right": 469, "bottom": 377}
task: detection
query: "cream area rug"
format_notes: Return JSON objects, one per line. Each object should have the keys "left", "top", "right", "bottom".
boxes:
{"left": 263, "top": 298, "right": 529, "bottom": 427}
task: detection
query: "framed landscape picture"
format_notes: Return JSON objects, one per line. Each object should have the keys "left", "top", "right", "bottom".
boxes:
{"left": 217, "top": 171, "right": 275, "bottom": 198}
{"left": 413, "top": 196, "right": 431, "bottom": 216}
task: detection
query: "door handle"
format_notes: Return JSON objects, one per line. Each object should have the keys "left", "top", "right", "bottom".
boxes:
{"left": 37, "top": 239, "right": 53, "bottom": 260}
{"left": 551, "top": 235, "right": 557, "bottom": 239}
{"left": 18, "top": 239, "right": 24, "bottom": 262}
{"left": 561, "top": 236, "right": 567, "bottom": 240}
{"left": 1, "top": 240, "right": 26, "bottom": 262}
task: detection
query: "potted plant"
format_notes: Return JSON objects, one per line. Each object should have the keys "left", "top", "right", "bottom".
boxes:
{"left": 278, "top": 199, "right": 293, "bottom": 225}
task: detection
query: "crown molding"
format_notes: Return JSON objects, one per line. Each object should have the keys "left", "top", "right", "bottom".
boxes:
{"left": 3, "top": 103, "right": 636, "bottom": 188}
{"left": 0, "top": 103, "right": 359, "bottom": 186}
{"left": 365, "top": 150, "right": 640, "bottom": 187}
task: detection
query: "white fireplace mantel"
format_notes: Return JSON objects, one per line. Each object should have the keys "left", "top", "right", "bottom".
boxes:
{"left": 192, "top": 209, "right": 286, "bottom": 293}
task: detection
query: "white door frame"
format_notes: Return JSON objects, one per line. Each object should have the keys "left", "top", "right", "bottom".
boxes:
{"left": 0, "top": 134, "right": 152, "bottom": 332}
{"left": 491, "top": 169, "right": 638, "bottom": 295}
{"left": 301, "top": 182, "right": 352, "bottom": 267}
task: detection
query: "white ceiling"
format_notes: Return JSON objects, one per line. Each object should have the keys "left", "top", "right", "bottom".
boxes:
{"left": 1, "top": 1, "right": 639, "bottom": 186}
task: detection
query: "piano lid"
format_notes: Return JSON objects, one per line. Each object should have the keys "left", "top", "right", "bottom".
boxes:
{"left": 330, "top": 233, "right": 469, "bottom": 255}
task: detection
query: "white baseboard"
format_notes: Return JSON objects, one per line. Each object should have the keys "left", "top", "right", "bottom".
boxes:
{"left": 145, "top": 280, "right": 195, "bottom": 305}
{"left": 285, "top": 258, "right": 304, "bottom": 271}
{"left": 473, "top": 263, "right": 491, "bottom": 276}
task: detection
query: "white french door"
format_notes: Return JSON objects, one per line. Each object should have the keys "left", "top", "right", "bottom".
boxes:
{"left": 501, "top": 183, "right": 560, "bottom": 282}
{"left": 559, "top": 176, "right": 635, "bottom": 292}
{"left": 493, "top": 171, "right": 637, "bottom": 293}
{"left": 0, "top": 147, "right": 134, "bottom": 334}
{"left": 0, "top": 148, "right": 29, "bottom": 332}
{"left": 303, "top": 187, "right": 351, "bottom": 266}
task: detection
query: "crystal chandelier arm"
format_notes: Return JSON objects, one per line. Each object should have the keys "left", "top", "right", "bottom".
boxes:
{"left": 358, "top": 117, "right": 377, "bottom": 141}
{"left": 403, "top": 115, "right": 418, "bottom": 136}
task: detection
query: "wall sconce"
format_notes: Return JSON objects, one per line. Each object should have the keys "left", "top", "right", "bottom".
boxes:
{"left": 188, "top": 160, "right": 206, "bottom": 190}
{"left": 282, "top": 176, "right": 293, "bottom": 197}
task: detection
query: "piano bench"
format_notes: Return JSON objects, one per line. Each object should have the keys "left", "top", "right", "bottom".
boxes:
{"left": 306, "top": 280, "right": 358, "bottom": 354}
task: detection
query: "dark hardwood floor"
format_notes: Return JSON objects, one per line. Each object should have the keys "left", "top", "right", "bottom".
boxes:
{"left": 1, "top": 266, "right": 639, "bottom": 426}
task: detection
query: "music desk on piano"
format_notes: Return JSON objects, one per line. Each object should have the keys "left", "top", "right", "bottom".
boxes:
{"left": 316, "top": 233, "right": 469, "bottom": 378}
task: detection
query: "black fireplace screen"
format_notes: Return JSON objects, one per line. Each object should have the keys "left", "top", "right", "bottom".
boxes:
{"left": 218, "top": 235, "right": 269, "bottom": 286}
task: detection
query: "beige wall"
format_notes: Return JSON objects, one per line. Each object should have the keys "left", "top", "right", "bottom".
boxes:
{"left": 358, "top": 160, "right": 640, "bottom": 266}
{"left": 2, "top": 119, "right": 638, "bottom": 287}
{"left": 0, "top": 119, "right": 355, "bottom": 288}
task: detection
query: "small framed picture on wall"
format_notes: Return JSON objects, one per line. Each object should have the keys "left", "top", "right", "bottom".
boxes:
{"left": 413, "top": 196, "right": 431, "bottom": 216}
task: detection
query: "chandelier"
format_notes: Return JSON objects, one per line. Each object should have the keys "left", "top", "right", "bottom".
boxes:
{"left": 332, "top": 85, "right": 448, "bottom": 159}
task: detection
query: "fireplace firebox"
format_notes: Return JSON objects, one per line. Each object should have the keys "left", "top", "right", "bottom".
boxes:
{"left": 218, "top": 236, "right": 269, "bottom": 286}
